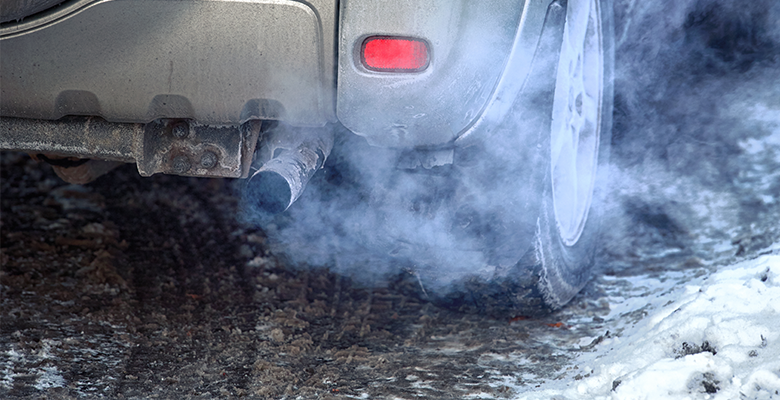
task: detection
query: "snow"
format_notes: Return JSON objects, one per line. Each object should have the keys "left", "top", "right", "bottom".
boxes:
{"left": 516, "top": 254, "right": 780, "bottom": 400}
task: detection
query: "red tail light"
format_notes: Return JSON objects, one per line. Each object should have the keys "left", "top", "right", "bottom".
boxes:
{"left": 361, "top": 36, "right": 429, "bottom": 72}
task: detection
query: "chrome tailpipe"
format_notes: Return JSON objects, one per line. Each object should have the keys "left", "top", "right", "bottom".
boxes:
{"left": 246, "top": 123, "right": 334, "bottom": 214}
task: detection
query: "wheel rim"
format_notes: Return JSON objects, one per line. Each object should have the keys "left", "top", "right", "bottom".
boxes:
{"left": 550, "top": 0, "right": 603, "bottom": 247}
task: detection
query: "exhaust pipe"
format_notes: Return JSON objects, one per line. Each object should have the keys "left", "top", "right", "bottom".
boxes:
{"left": 246, "top": 124, "right": 334, "bottom": 214}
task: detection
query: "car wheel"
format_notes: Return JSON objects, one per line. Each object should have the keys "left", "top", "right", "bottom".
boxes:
{"left": 438, "top": 0, "right": 614, "bottom": 315}
{"left": 537, "top": 0, "right": 614, "bottom": 309}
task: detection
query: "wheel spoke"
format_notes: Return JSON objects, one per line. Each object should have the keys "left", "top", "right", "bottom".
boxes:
{"left": 566, "top": 1, "right": 590, "bottom": 57}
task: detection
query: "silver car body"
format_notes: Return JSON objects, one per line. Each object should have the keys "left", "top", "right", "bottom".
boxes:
{"left": 1, "top": 0, "right": 555, "bottom": 151}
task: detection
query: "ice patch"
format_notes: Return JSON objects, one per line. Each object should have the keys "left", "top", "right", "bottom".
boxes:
{"left": 33, "top": 366, "right": 65, "bottom": 390}
{"left": 1, "top": 346, "right": 66, "bottom": 392}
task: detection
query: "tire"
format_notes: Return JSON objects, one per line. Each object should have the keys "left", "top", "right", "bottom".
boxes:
{"left": 433, "top": 0, "right": 615, "bottom": 316}
{"left": 532, "top": 0, "right": 615, "bottom": 310}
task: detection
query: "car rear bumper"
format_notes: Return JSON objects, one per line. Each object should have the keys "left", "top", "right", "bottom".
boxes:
{"left": 336, "top": 0, "right": 549, "bottom": 148}
{"left": 0, "top": 0, "right": 564, "bottom": 180}
{"left": 0, "top": 0, "right": 337, "bottom": 126}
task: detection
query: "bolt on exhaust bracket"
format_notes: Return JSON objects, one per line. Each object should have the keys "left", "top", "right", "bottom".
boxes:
{"left": 137, "top": 119, "right": 261, "bottom": 178}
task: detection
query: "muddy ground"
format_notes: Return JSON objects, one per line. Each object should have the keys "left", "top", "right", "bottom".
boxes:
{"left": 0, "top": 152, "right": 628, "bottom": 399}
{"left": 2, "top": 0, "right": 780, "bottom": 398}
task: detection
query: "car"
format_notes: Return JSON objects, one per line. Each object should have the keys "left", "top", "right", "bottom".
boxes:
{"left": 1, "top": 0, "right": 614, "bottom": 315}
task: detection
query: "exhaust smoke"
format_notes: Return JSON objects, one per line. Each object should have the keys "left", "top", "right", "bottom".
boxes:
{"left": 599, "top": 0, "right": 780, "bottom": 271}
{"left": 241, "top": 0, "right": 780, "bottom": 301}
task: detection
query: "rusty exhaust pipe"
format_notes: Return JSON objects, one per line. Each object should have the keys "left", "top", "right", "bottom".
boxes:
{"left": 246, "top": 124, "right": 334, "bottom": 214}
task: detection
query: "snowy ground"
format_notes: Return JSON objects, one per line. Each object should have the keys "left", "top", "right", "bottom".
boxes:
{"left": 513, "top": 250, "right": 780, "bottom": 400}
